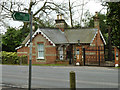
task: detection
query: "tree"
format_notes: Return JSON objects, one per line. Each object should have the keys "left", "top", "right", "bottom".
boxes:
{"left": 68, "top": 0, "right": 73, "bottom": 28}
{"left": 106, "top": 2, "right": 120, "bottom": 50}
{"left": 82, "top": 11, "right": 107, "bottom": 35}
{"left": 2, "top": 27, "right": 22, "bottom": 52}
{"left": 0, "top": 0, "right": 67, "bottom": 33}
{"left": 67, "top": 0, "right": 88, "bottom": 28}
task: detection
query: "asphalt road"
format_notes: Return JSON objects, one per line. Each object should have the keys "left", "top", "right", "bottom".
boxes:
{"left": 1, "top": 65, "right": 118, "bottom": 89}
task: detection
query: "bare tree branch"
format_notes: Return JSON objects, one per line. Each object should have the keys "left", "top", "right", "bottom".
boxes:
{"left": 33, "top": 0, "right": 47, "bottom": 16}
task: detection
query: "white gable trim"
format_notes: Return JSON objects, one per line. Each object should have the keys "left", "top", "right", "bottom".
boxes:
{"left": 90, "top": 31, "right": 98, "bottom": 45}
{"left": 15, "top": 45, "right": 22, "bottom": 50}
{"left": 25, "top": 29, "right": 56, "bottom": 47}
{"left": 90, "top": 30, "right": 106, "bottom": 45}
{"left": 99, "top": 30, "right": 106, "bottom": 45}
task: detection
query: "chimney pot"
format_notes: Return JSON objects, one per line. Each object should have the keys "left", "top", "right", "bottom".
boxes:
{"left": 60, "top": 14, "right": 62, "bottom": 19}
{"left": 95, "top": 12, "right": 98, "bottom": 17}
{"left": 94, "top": 12, "right": 99, "bottom": 29}
{"left": 57, "top": 15, "right": 59, "bottom": 20}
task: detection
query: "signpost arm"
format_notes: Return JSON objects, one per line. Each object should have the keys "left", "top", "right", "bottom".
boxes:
{"left": 28, "top": 11, "right": 33, "bottom": 90}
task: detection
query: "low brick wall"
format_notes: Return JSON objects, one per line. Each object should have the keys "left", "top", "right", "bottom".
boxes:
{"left": 55, "top": 60, "right": 69, "bottom": 64}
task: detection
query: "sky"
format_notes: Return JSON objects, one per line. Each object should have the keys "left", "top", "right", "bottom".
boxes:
{"left": 1, "top": 0, "right": 107, "bottom": 34}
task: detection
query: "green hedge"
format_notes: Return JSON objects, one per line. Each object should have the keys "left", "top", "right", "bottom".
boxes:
{"left": 1, "top": 51, "right": 27, "bottom": 64}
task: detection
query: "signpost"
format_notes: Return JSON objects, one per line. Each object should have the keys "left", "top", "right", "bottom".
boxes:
{"left": 12, "top": 11, "right": 30, "bottom": 22}
{"left": 12, "top": 11, "right": 32, "bottom": 90}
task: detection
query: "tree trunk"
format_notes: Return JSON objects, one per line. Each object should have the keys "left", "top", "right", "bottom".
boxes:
{"left": 80, "top": 0, "right": 84, "bottom": 27}
{"left": 69, "top": 0, "right": 73, "bottom": 28}
{"left": 108, "top": 26, "right": 112, "bottom": 61}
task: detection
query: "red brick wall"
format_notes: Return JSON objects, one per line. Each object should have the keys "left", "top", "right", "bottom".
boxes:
{"left": 84, "top": 30, "right": 105, "bottom": 64}
{"left": 17, "top": 33, "right": 57, "bottom": 64}
{"left": 92, "top": 30, "right": 104, "bottom": 46}
{"left": 75, "top": 30, "right": 105, "bottom": 65}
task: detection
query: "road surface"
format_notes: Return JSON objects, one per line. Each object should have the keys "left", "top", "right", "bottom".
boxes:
{"left": 1, "top": 65, "right": 118, "bottom": 89}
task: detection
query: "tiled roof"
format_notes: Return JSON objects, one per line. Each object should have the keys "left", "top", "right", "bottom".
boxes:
{"left": 65, "top": 29, "right": 98, "bottom": 44}
{"left": 16, "top": 28, "right": 105, "bottom": 50}
{"left": 40, "top": 28, "right": 68, "bottom": 44}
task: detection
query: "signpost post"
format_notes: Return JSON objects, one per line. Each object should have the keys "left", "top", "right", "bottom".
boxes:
{"left": 28, "top": 11, "right": 33, "bottom": 90}
{"left": 12, "top": 11, "right": 32, "bottom": 90}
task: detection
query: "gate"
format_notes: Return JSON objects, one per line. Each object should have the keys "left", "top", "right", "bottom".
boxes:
{"left": 83, "top": 46, "right": 115, "bottom": 66}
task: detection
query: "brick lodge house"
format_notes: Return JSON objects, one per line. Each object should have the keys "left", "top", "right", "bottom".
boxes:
{"left": 16, "top": 12, "right": 107, "bottom": 65}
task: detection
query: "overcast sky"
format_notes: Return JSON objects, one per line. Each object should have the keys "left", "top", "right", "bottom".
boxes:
{"left": 1, "top": 0, "right": 107, "bottom": 34}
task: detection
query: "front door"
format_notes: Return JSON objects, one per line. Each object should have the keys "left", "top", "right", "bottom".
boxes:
{"left": 76, "top": 46, "right": 82, "bottom": 65}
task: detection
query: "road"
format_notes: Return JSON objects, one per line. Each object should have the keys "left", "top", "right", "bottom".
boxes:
{"left": 1, "top": 65, "right": 118, "bottom": 89}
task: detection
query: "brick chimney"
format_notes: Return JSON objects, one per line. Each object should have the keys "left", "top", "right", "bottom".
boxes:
{"left": 55, "top": 14, "right": 68, "bottom": 32}
{"left": 94, "top": 12, "right": 99, "bottom": 29}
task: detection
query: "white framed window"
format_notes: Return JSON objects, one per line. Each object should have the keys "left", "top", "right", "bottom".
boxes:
{"left": 38, "top": 44, "right": 44, "bottom": 59}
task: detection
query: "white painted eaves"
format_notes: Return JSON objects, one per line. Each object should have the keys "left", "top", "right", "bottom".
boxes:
{"left": 25, "top": 29, "right": 56, "bottom": 47}
{"left": 90, "top": 30, "right": 106, "bottom": 45}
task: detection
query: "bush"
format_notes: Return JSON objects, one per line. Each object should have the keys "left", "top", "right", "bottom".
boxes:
{"left": 2, "top": 51, "right": 27, "bottom": 64}
{"left": 19, "top": 55, "right": 28, "bottom": 65}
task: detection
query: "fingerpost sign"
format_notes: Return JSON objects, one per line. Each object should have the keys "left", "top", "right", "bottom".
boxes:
{"left": 12, "top": 11, "right": 33, "bottom": 90}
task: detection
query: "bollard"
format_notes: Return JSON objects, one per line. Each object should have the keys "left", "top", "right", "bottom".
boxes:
{"left": 70, "top": 71, "right": 76, "bottom": 90}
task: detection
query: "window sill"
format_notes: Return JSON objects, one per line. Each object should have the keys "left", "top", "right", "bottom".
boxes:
{"left": 37, "top": 57, "right": 44, "bottom": 60}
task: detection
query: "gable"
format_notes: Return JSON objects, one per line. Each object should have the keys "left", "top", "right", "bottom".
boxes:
{"left": 25, "top": 29, "right": 56, "bottom": 47}
{"left": 90, "top": 30, "right": 106, "bottom": 45}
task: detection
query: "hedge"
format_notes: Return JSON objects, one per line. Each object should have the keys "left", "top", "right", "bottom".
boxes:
{"left": 1, "top": 51, "right": 28, "bottom": 64}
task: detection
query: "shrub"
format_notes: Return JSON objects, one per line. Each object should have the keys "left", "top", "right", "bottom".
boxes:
{"left": 2, "top": 51, "right": 27, "bottom": 64}
{"left": 19, "top": 55, "right": 28, "bottom": 65}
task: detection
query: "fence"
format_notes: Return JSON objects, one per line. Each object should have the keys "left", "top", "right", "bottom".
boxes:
{"left": 83, "top": 46, "right": 115, "bottom": 67}
{"left": 56, "top": 46, "right": 115, "bottom": 66}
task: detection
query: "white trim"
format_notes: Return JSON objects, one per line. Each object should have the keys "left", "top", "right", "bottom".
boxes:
{"left": 90, "top": 31, "right": 98, "bottom": 45}
{"left": 37, "top": 57, "right": 44, "bottom": 60}
{"left": 90, "top": 30, "right": 106, "bottom": 45}
{"left": 99, "top": 30, "right": 106, "bottom": 45}
{"left": 15, "top": 46, "right": 22, "bottom": 50}
{"left": 25, "top": 29, "right": 56, "bottom": 47}
{"left": 58, "top": 45, "right": 63, "bottom": 50}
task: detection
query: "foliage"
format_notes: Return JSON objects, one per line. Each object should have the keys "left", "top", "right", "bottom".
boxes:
{"left": 19, "top": 55, "right": 28, "bottom": 65}
{"left": 0, "top": 1, "right": 67, "bottom": 33}
{"left": 2, "top": 51, "right": 27, "bottom": 64}
{"left": 2, "top": 51, "right": 19, "bottom": 64}
{"left": 2, "top": 27, "right": 23, "bottom": 52}
{"left": 82, "top": 11, "right": 108, "bottom": 43}
{"left": 106, "top": 2, "right": 120, "bottom": 50}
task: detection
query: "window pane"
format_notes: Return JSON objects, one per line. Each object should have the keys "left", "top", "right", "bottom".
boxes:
{"left": 38, "top": 52, "right": 44, "bottom": 57}
{"left": 40, "top": 44, "right": 44, "bottom": 51}
{"left": 38, "top": 44, "right": 44, "bottom": 58}
{"left": 38, "top": 44, "right": 40, "bottom": 51}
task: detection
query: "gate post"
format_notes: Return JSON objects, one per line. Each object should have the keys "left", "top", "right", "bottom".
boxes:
{"left": 83, "top": 48, "right": 85, "bottom": 66}
{"left": 98, "top": 46, "right": 100, "bottom": 66}
{"left": 70, "top": 71, "right": 76, "bottom": 90}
